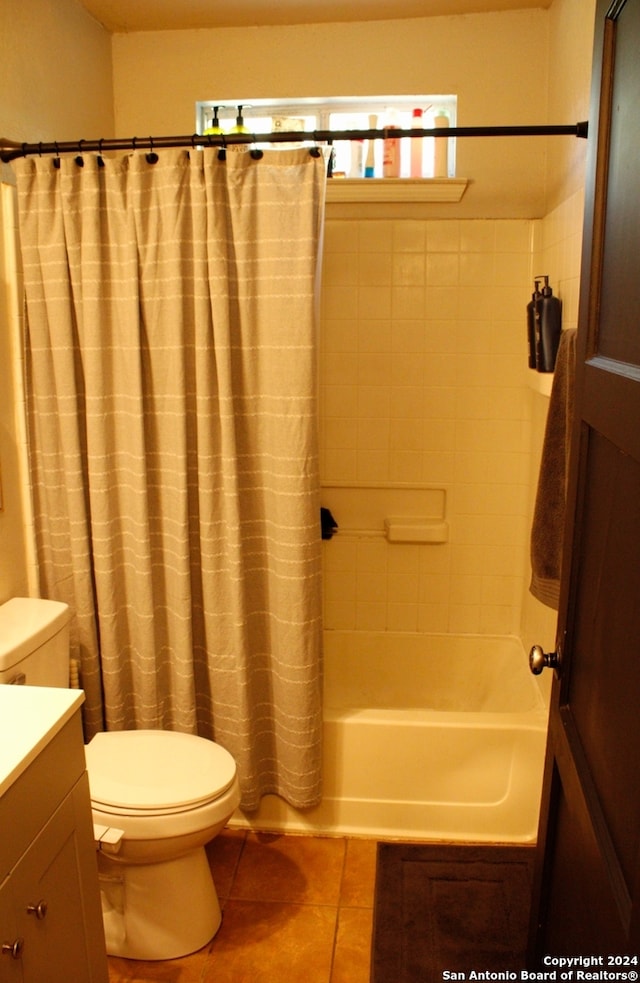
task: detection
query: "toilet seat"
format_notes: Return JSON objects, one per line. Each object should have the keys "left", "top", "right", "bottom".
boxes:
{"left": 85, "top": 729, "right": 237, "bottom": 817}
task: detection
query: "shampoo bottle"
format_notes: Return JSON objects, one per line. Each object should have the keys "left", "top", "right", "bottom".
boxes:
{"left": 535, "top": 276, "right": 563, "bottom": 372}
{"left": 231, "top": 105, "right": 249, "bottom": 133}
{"left": 204, "top": 105, "right": 224, "bottom": 135}
{"left": 527, "top": 280, "right": 541, "bottom": 369}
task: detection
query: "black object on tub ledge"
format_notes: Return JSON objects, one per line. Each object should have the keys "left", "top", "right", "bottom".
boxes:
{"left": 320, "top": 508, "right": 339, "bottom": 540}
{"left": 527, "top": 275, "right": 562, "bottom": 373}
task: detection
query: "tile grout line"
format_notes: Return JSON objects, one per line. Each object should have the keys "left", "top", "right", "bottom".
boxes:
{"left": 327, "top": 837, "right": 350, "bottom": 982}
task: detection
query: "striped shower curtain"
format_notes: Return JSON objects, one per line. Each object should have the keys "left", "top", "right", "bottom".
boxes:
{"left": 15, "top": 147, "right": 326, "bottom": 810}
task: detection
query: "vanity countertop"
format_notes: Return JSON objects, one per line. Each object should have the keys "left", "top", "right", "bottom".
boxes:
{"left": 0, "top": 686, "right": 84, "bottom": 797}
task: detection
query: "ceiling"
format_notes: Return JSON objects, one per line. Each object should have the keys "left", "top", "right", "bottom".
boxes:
{"left": 77, "top": 0, "right": 552, "bottom": 33}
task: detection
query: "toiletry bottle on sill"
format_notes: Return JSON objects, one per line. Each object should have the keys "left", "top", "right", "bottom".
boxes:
{"left": 383, "top": 109, "right": 401, "bottom": 178}
{"left": 350, "top": 139, "right": 365, "bottom": 178}
{"left": 434, "top": 111, "right": 449, "bottom": 178}
{"left": 365, "top": 116, "right": 377, "bottom": 177}
{"left": 410, "top": 108, "right": 423, "bottom": 178}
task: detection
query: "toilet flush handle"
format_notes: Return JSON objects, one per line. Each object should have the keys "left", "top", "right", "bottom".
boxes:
{"left": 94, "top": 823, "right": 125, "bottom": 854}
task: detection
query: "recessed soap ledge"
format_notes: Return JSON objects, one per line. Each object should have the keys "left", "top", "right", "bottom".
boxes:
{"left": 384, "top": 517, "right": 449, "bottom": 543}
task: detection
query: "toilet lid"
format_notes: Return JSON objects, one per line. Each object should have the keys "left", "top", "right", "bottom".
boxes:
{"left": 85, "top": 730, "right": 237, "bottom": 813}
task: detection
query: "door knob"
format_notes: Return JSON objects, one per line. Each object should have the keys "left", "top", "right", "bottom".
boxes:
{"left": 529, "top": 644, "right": 560, "bottom": 675}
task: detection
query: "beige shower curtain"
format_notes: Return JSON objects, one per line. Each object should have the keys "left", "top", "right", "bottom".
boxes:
{"left": 15, "top": 147, "right": 326, "bottom": 810}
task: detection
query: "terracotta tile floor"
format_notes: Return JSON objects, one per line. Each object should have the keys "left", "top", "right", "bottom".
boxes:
{"left": 107, "top": 829, "right": 377, "bottom": 983}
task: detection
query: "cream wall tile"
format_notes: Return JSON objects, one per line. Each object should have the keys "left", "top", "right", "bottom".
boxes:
{"left": 425, "top": 286, "right": 458, "bottom": 320}
{"left": 493, "top": 250, "right": 531, "bottom": 286}
{"left": 392, "top": 253, "right": 426, "bottom": 286}
{"left": 418, "top": 603, "right": 450, "bottom": 633}
{"left": 357, "top": 320, "right": 392, "bottom": 352}
{"left": 387, "top": 603, "right": 419, "bottom": 631}
{"left": 358, "top": 221, "right": 393, "bottom": 252}
{"left": 459, "top": 252, "right": 494, "bottom": 287}
{"left": 421, "top": 451, "right": 456, "bottom": 485}
{"left": 358, "top": 252, "right": 393, "bottom": 286}
{"left": 460, "top": 221, "right": 496, "bottom": 253}
{"left": 323, "top": 353, "right": 359, "bottom": 386}
{"left": 324, "top": 283, "right": 359, "bottom": 320}
{"left": 323, "top": 449, "right": 358, "bottom": 482}
{"left": 357, "top": 285, "right": 392, "bottom": 318}
{"left": 358, "top": 353, "right": 392, "bottom": 386}
{"left": 357, "top": 386, "right": 390, "bottom": 418}
{"left": 456, "top": 284, "right": 495, "bottom": 321}
{"left": 322, "top": 319, "right": 358, "bottom": 353}
{"left": 323, "top": 252, "right": 359, "bottom": 285}
{"left": 393, "top": 221, "right": 427, "bottom": 252}
{"left": 325, "top": 221, "right": 360, "bottom": 253}
{"left": 426, "top": 221, "right": 460, "bottom": 252}
{"left": 390, "top": 451, "right": 423, "bottom": 483}
{"left": 319, "top": 214, "right": 539, "bottom": 636}
{"left": 426, "top": 253, "right": 460, "bottom": 286}
{"left": 324, "top": 418, "right": 358, "bottom": 449}
{"left": 323, "top": 385, "right": 359, "bottom": 418}
{"left": 356, "top": 451, "right": 389, "bottom": 483}
{"left": 391, "top": 286, "right": 426, "bottom": 319}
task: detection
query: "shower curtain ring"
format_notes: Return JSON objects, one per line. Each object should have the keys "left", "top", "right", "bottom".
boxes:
{"left": 250, "top": 135, "right": 263, "bottom": 160}
{"left": 53, "top": 142, "right": 60, "bottom": 169}
{"left": 218, "top": 133, "right": 227, "bottom": 161}
{"left": 75, "top": 139, "right": 85, "bottom": 167}
{"left": 146, "top": 137, "right": 159, "bottom": 164}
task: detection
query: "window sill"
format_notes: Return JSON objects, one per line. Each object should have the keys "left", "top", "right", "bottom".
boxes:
{"left": 325, "top": 177, "right": 468, "bottom": 204}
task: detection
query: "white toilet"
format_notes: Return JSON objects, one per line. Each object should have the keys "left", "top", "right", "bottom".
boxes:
{"left": 0, "top": 596, "right": 241, "bottom": 961}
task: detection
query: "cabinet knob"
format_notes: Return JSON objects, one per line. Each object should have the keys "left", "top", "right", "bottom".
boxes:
{"left": 1, "top": 938, "right": 24, "bottom": 959}
{"left": 26, "top": 899, "right": 48, "bottom": 920}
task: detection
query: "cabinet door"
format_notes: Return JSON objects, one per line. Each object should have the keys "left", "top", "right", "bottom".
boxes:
{"left": 0, "top": 877, "right": 24, "bottom": 982}
{"left": 13, "top": 783, "right": 103, "bottom": 983}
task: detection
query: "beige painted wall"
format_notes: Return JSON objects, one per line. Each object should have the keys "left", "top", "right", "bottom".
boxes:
{"left": 0, "top": 0, "right": 113, "bottom": 603}
{"left": 546, "top": 0, "right": 596, "bottom": 210}
{"left": 112, "top": 9, "right": 550, "bottom": 218}
{"left": 0, "top": 0, "right": 114, "bottom": 143}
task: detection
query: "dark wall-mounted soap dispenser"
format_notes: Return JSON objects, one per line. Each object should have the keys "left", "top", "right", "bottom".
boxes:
{"left": 527, "top": 279, "right": 541, "bottom": 369}
{"left": 528, "top": 275, "right": 562, "bottom": 373}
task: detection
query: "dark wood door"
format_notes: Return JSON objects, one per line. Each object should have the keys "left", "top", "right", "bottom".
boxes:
{"left": 529, "top": 0, "right": 640, "bottom": 961}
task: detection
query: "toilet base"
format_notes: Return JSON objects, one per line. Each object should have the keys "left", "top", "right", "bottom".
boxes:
{"left": 97, "top": 845, "right": 221, "bottom": 960}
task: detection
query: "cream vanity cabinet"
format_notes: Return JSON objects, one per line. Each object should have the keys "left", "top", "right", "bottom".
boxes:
{"left": 0, "top": 687, "right": 108, "bottom": 982}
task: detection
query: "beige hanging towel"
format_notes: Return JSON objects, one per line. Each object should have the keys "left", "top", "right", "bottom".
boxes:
{"left": 529, "top": 328, "right": 577, "bottom": 609}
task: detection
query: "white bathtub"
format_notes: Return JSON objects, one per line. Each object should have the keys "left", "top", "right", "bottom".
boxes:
{"left": 231, "top": 631, "right": 549, "bottom": 843}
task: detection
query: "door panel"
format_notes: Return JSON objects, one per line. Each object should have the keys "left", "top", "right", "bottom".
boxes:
{"left": 570, "top": 433, "right": 640, "bottom": 887}
{"left": 530, "top": 0, "right": 640, "bottom": 960}
{"left": 598, "top": 0, "right": 640, "bottom": 364}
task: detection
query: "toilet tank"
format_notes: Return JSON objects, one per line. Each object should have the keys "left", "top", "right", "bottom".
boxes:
{"left": 0, "top": 597, "right": 71, "bottom": 687}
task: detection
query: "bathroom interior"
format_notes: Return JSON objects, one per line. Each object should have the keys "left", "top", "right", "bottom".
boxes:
{"left": 0, "top": 0, "right": 597, "bottom": 979}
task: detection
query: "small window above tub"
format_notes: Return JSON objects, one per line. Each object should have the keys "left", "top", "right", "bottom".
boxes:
{"left": 195, "top": 95, "right": 465, "bottom": 202}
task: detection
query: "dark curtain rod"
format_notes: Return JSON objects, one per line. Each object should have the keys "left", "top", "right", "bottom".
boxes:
{"left": 0, "top": 121, "right": 589, "bottom": 163}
